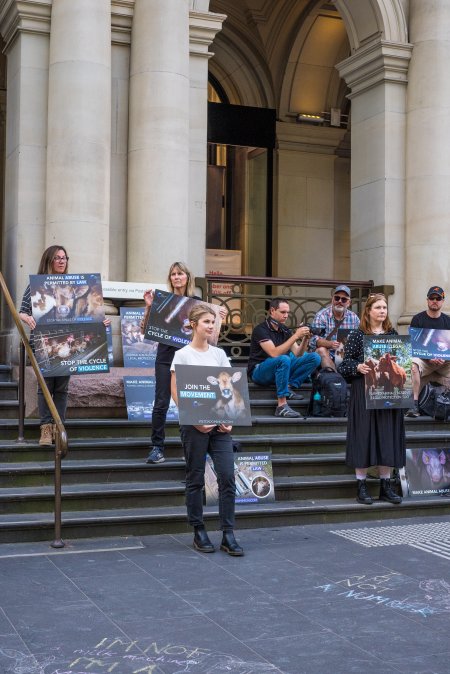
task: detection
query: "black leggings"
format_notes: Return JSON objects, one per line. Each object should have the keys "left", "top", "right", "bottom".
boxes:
{"left": 151, "top": 361, "right": 172, "bottom": 448}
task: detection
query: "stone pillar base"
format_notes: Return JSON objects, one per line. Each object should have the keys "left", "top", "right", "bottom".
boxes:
{"left": 17, "top": 366, "right": 152, "bottom": 419}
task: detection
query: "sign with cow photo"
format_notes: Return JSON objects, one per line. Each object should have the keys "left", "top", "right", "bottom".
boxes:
{"left": 409, "top": 327, "right": 450, "bottom": 360}
{"left": 30, "top": 273, "right": 109, "bottom": 376}
{"left": 205, "top": 452, "right": 274, "bottom": 505}
{"left": 363, "top": 335, "right": 413, "bottom": 410}
{"left": 403, "top": 448, "right": 450, "bottom": 498}
{"left": 144, "top": 290, "right": 221, "bottom": 349}
{"left": 174, "top": 365, "right": 252, "bottom": 426}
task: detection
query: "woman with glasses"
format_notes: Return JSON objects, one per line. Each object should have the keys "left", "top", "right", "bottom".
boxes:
{"left": 19, "top": 246, "right": 71, "bottom": 446}
{"left": 338, "top": 293, "right": 404, "bottom": 505}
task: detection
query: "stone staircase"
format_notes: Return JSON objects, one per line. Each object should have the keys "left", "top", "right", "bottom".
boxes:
{"left": 1, "top": 371, "right": 450, "bottom": 544}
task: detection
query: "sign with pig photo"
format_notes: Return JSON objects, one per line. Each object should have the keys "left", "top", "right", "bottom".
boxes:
{"left": 30, "top": 273, "right": 109, "bottom": 376}
{"left": 403, "top": 448, "right": 450, "bottom": 497}
{"left": 174, "top": 365, "right": 252, "bottom": 426}
{"left": 409, "top": 327, "right": 450, "bottom": 360}
{"left": 363, "top": 335, "right": 414, "bottom": 410}
{"left": 144, "top": 290, "right": 221, "bottom": 349}
{"left": 205, "top": 452, "right": 274, "bottom": 505}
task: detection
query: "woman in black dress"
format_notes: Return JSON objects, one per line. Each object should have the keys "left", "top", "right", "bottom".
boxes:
{"left": 339, "top": 293, "right": 404, "bottom": 505}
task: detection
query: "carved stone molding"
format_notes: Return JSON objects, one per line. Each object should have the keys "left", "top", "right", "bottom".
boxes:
{"left": 111, "top": 0, "right": 134, "bottom": 46}
{"left": 189, "top": 10, "right": 225, "bottom": 58}
{"left": 337, "top": 36, "right": 413, "bottom": 97}
{"left": 0, "top": 0, "right": 51, "bottom": 50}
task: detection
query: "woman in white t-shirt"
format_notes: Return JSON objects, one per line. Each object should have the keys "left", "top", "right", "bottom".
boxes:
{"left": 171, "top": 303, "right": 244, "bottom": 556}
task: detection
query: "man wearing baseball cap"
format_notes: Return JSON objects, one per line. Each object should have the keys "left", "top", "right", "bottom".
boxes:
{"left": 310, "top": 285, "right": 360, "bottom": 370}
{"left": 406, "top": 286, "right": 450, "bottom": 417}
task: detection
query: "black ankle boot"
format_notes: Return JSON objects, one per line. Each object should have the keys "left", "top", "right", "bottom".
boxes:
{"left": 356, "top": 479, "right": 373, "bottom": 505}
{"left": 220, "top": 531, "right": 244, "bottom": 556}
{"left": 379, "top": 478, "right": 402, "bottom": 504}
{"left": 193, "top": 527, "right": 215, "bottom": 552}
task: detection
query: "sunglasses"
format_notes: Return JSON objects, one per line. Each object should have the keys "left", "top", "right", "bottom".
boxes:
{"left": 333, "top": 295, "right": 349, "bottom": 303}
{"left": 428, "top": 296, "right": 443, "bottom": 301}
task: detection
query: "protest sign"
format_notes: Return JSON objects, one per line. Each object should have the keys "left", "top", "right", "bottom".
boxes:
{"left": 409, "top": 327, "right": 450, "bottom": 360}
{"left": 120, "top": 307, "right": 157, "bottom": 368}
{"left": 363, "top": 335, "right": 413, "bottom": 409}
{"left": 30, "top": 273, "right": 109, "bottom": 376}
{"left": 205, "top": 452, "right": 274, "bottom": 505}
{"left": 174, "top": 365, "right": 251, "bottom": 426}
{"left": 144, "top": 291, "right": 221, "bottom": 348}
{"left": 403, "top": 448, "right": 450, "bottom": 497}
{"left": 123, "top": 376, "right": 178, "bottom": 421}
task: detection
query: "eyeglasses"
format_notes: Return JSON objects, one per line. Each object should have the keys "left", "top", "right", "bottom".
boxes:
{"left": 428, "top": 296, "right": 443, "bottom": 301}
{"left": 53, "top": 256, "right": 69, "bottom": 262}
{"left": 333, "top": 295, "right": 349, "bottom": 303}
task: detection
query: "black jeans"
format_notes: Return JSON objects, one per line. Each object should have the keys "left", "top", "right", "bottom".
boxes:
{"left": 38, "top": 376, "right": 70, "bottom": 424}
{"left": 151, "top": 361, "right": 171, "bottom": 448}
{"left": 180, "top": 425, "right": 236, "bottom": 531}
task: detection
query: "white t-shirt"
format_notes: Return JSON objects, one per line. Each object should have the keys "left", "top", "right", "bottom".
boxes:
{"left": 171, "top": 344, "right": 230, "bottom": 370}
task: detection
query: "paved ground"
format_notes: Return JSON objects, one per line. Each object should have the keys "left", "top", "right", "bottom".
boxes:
{"left": 1, "top": 514, "right": 450, "bottom": 674}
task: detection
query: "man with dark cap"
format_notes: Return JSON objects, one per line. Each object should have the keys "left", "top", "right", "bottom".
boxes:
{"left": 310, "top": 285, "right": 360, "bottom": 370}
{"left": 406, "top": 286, "right": 450, "bottom": 417}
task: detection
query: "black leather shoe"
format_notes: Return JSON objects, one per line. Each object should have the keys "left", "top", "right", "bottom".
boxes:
{"left": 193, "top": 528, "right": 215, "bottom": 553}
{"left": 220, "top": 531, "right": 244, "bottom": 556}
{"left": 356, "top": 479, "right": 373, "bottom": 505}
{"left": 379, "top": 478, "right": 402, "bottom": 504}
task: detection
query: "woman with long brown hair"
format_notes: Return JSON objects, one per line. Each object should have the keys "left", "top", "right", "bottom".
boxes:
{"left": 19, "top": 245, "right": 71, "bottom": 446}
{"left": 339, "top": 294, "right": 405, "bottom": 505}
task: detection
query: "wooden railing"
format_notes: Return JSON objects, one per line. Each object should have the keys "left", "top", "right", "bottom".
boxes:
{"left": 197, "top": 275, "right": 381, "bottom": 362}
{"left": 0, "top": 272, "right": 68, "bottom": 548}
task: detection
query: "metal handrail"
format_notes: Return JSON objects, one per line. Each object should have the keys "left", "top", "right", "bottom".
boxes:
{"left": 0, "top": 272, "right": 68, "bottom": 548}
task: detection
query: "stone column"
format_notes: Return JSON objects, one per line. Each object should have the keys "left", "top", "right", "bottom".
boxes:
{"left": 0, "top": 0, "right": 51, "bottom": 309}
{"left": 46, "top": 0, "right": 111, "bottom": 277}
{"left": 337, "top": 38, "right": 412, "bottom": 325}
{"left": 402, "top": 0, "right": 450, "bottom": 322}
{"left": 188, "top": 9, "right": 225, "bottom": 275}
{"left": 127, "top": 0, "right": 190, "bottom": 284}
{"left": 110, "top": 1, "right": 133, "bottom": 281}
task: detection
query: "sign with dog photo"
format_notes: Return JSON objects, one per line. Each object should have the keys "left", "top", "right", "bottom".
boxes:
{"left": 174, "top": 365, "right": 252, "bottom": 426}
{"left": 363, "top": 335, "right": 413, "bottom": 410}
{"left": 205, "top": 452, "right": 275, "bottom": 505}
{"left": 144, "top": 290, "right": 221, "bottom": 349}
{"left": 30, "top": 273, "right": 109, "bottom": 376}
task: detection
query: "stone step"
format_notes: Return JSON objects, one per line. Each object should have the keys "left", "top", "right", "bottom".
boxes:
{"left": 0, "top": 365, "right": 12, "bottom": 382}
{"left": 0, "top": 415, "right": 445, "bottom": 442}
{"left": 0, "top": 453, "right": 355, "bottom": 488}
{"left": 1, "top": 496, "right": 450, "bottom": 544}
{"left": 0, "top": 382, "right": 18, "bottom": 400}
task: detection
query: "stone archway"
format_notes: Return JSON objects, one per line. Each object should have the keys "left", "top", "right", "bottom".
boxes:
{"left": 334, "top": 0, "right": 408, "bottom": 51}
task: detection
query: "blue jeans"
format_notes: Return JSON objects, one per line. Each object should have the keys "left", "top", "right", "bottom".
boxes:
{"left": 252, "top": 352, "right": 320, "bottom": 398}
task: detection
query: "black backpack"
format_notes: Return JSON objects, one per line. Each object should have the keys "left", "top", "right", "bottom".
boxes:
{"left": 418, "top": 382, "right": 450, "bottom": 420}
{"left": 308, "top": 367, "right": 348, "bottom": 417}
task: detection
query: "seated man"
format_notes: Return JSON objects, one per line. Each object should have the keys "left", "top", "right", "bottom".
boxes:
{"left": 248, "top": 297, "right": 320, "bottom": 418}
{"left": 406, "top": 286, "right": 450, "bottom": 417}
{"left": 310, "top": 285, "right": 360, "bottom": 370}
